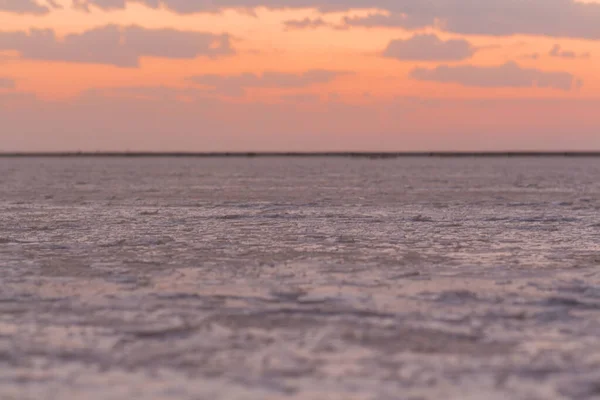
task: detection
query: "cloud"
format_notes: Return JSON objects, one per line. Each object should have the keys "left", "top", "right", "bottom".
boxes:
{"left": 350, "top": 3, "right": 600, "bottom": 40}
{"left": 70, "top": 0, "right": 600, "bottom": 40}
{"left": 410, "top": 62, "right": 580, "bottom": 91}
{"left": 0, "top": 25, "right": 233, "bottom": 67}
{"left": 383, "top": 34, "right": 476, "bottom": 61}
{"left": 84, "top": 85, "right": 209, "bottom": 101}
{"left": 280, "top": 93, "right": 321, "bottom": 103}
{"left": 0, "top": 0, "right": 60, "bottom": 14}
{"left": 549, "top": 44, "right": 590, "bottom": 59}
{"left": 284, "top": 17, "right": 331, "bottom": 30}
{"left": 0, "top": 77, "right": 14, "bottom": 89}
{"left": 188, "top": 70, "right": 350, "bottom": 96}
{"left": 344, "top": 12, "right": 434, "bottom": 30}
{"left": 519, "top": 52, "right": 540, "bottom": 60}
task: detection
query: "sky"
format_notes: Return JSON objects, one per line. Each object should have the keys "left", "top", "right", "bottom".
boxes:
{"left": 1, "top": 0, "right": 599, "bottom": 151}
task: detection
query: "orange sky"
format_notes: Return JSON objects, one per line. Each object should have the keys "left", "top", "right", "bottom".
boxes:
{"left": 1, "top": 0, "right": 599, "bottom": 150}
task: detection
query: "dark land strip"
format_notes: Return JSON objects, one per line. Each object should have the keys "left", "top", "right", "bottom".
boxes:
{"left": 3, "top": 152, "right": 600, "bottom": 158}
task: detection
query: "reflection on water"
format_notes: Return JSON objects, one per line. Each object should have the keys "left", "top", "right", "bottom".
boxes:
{"left": 1, "top": 157, "right": 600, "bottom": 399}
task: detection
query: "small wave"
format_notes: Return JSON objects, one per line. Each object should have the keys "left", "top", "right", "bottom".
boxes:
{"left": 269, "top": 289, "right": 307, "bottom": 302}
{"left": 0, "top": 237, "right": 20, "bottom": 244}
{"left": 99, "top": 239, "right": 127, "bottom": 248}
{"left": 556, "top": 201, "right": 574, "bottom": 206}
{"left": 436, "top": 290, "right": 479, "bottom": 304}
{"left": 136, "top": 236, "right": 175, "bottom": 246}
{"left": 483, "top": 216, "right": 510, "bottom": 222}
{"left": 555, "top": 283, "right": 600, "bottom": 298}
{"left": 341, "top": 326, "right": 511, "bottom": 355}
{"left": 411, "top": 214, "right": 434, "bottom": 222}
{"left": 121, "top": 324, "right": 197, "bottom": 340}
{"left": 506, "top": 202, "right": 544, "bottom": 207}
{"left": 261, "top": 213, "right": 297, "bottom": 219}
{"left": 511, "top": 216, "right": 578, "bottom": 223}
{"left": 216, "top": 214, "right": 251, "bottom": 220}
{"left": 335, "top": 236, "right": 356, "bottom": 243}
{"left": 100, "top": 236, "right": 175, "bottom": 247}
{"left": 544, "top": 296, "right": 600, "bottom": 309}
{"left": 399, "top": 251, "right": 424, "bottom": 265}
{"left": 439, "top": 223, "right": 463, "bottom": 228}
{"left": 139, "top": 210, "right": 159, "bottom": 216}
{"left": 388, "top": 271, "right": 421, "bottom": 280}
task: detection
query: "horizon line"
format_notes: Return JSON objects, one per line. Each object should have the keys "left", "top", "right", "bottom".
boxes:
{"left": 2, "top": 151, "right": 600, "bottom": 158}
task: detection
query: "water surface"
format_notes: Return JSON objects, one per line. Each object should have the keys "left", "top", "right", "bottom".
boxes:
{"left": 1, "top": 157, "right": 600, "bottom": 399}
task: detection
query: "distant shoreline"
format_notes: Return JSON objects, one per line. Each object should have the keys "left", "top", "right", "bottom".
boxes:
{"left": 2, "top": 152, "right": 600, "bottom": 158}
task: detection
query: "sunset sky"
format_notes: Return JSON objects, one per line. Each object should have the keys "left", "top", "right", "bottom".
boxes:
{"left": 1, "top": 0, "right": 600, "bottom": 151}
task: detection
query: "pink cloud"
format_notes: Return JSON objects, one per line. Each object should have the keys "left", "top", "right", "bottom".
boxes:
{"left": 384, "top": 34, "right": 476, "bottom": 61}
{"left": 411, "top": 62, "right": 580, "bottom": 91}
{"left": 0, "top": 26, "right": 233, "bottom": 67}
